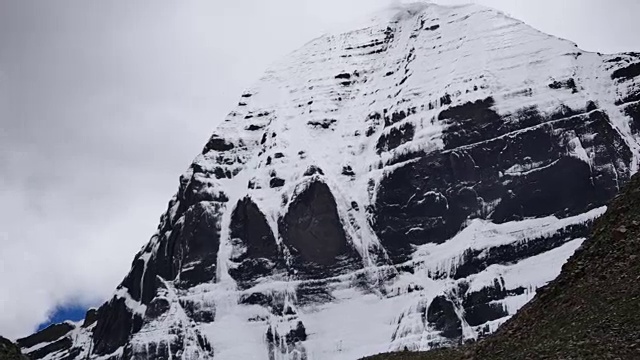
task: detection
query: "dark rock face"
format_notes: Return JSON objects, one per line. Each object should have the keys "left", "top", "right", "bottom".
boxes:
{"left": 229, "top": 197, "right": 281, "bottom": 287}
{"left": 427, "top": 296, "right": 462, "bottom": 339}
{"left": 625, "top": 102, "right": 640, "bottom": 132}
{"left": 170, "top": 202, "right": 222, "bottom": 287}
{"left": 1, "top": 337, "right": 28, "bottom": 360}
{"left": 459, "top": 279, "right": 516, "bottom": 329}
{"left": 17, "top": 323, "right": 74, "bottom": 350}
{"left": 92, "top": 297, "right": 143, "bottom": 356}
{"left": 82, "top": 308, "right": 99, "bottom": 328}
{"left": 611, "top": 62, "right": 640, "bottom": 80}
{"left": 438, "top": 97, "right": 502, "bottom": 149}
{"left": 203, "top": 134, "right": 235, "bottom": 153}
{"left": 376, "top": 122, "right": 415, "bottom": 153}
{"left": 269, "top": 177, "right": 286, "bottom": 188}
{"left": 17, "top": 323, "right": 80, "bottom": 360}
{"left": 27, "top": 338, "right": 73, "bottom": 360}
{"left": 279, "top": 181, "right": 362, "bottom": 278}
{"left": 145, "top": 298, "right": 171, "bottom": 320}
{"left": 373, "top": 107, "right": 632, "bottom": 263}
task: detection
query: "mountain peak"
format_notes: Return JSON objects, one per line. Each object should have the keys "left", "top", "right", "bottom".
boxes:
{"left": 18, "top": 5, "right": 640, "bottom": 360}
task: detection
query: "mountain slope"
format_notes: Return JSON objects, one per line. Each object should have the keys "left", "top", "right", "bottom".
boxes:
{"left": 0, "top": 337, "right": 27, "bottom": 360}
{"left": 364, "top": 171, "right": 640, "bottom": 360}
{"left": 18, "top": 3, "right": 640, "bottom": 360}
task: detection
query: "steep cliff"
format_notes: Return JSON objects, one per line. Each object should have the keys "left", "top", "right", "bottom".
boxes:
{"left": 0, "top": 337, "right": 27, "bottom": 360}
{"left": 19, "top": 3, "right": 640, "bottom": 360}
{"left": 364, "top": 172, "right": 640, "bottom": 360}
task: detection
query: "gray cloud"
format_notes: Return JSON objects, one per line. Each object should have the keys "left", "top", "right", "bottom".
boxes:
{"left": 0, "top": 0, "right": 638, "bottom": 339}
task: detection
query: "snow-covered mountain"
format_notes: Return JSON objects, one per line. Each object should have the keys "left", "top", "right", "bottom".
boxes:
{"left": 18, "top": 3, "right": 640, "bottom": 360}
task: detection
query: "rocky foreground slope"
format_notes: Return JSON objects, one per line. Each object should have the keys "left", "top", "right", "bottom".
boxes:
{"left": 17, "top": 2, "right": 640, "bottom": 360}
{"left": 364, "top": 172, "right": 640, "bottom": 360}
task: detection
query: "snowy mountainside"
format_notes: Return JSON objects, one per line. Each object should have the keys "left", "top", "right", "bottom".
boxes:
{"left": 18, "top": 3, "right": 640, "bottom": 360}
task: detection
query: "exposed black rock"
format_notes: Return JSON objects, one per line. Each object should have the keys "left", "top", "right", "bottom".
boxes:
{"left": 376, "top": 122, "right": 415, "bottom": 153}
{"left": 624, "top": 102, "right": 640, "bottom": 133}
{"left": 91, "top": 297, "right": 143, "bottom": 356}
{"left": 27, "top": 338, "right": 72, "bottom": 360}
{"left": 228, "top": 197, "right": 282, "bottom": 287}
{"left": 144, "top": 297, "right": 171, "bottom": 320}
{"left": 464, "top": 303, "right": 508, "bottom": 327}
{"left": 304, "top": 165, "right": 324, "bottom": 176}
{"left": 440, "top": 94, "right": 452, "bottom": 106}
{"left": 270, "top": 177, "right": 286, "bottom": 188}
{"left": 17, "top": 323, "right": 74, "bottom": 350}
{"left": 246, "top": 124, "right": 265, "bottom": 131}
{"left": 169, "top": 201, "right": 222, "bottom": 288}
{"left": 459, "top": 279, "right": 518, "bottom": 328}
{"left": 82, "top": 308, "right": 99, "bottom": 328}
{"left": 373, "top": 106, "right": 632, "bottom": 263}
{"left": 307, "top": 119, "right": 338, "bottom": 129}
{"left": 426, "top": 296, "right": 462, "bottom": 339}
{"left": 279, "top": 181, "right": 362, "bottom": 278}
{"left": 120, "top": 258, "right": 145, "bottom": 302}
{"left": 288, "top": 322, "right": 308, "bottom": 343}
{"left": 203, "top": 135, "right": 235, "bottom": 153}
{"left": 492, "top": 157, "right": 595, "bottom": 222}
{"left": 342, "top": 165, "right": 356, "bottom": 176}
{"left": 611, "top": 62, "right": 640, "bottom": 80}
{"left": 548, "top": 78, "right": 577, "bottom": 93}
{"left": 366, "top": 112, "right": 383, "bottom": 136}
{"left": 2, "top": 337, "right": 28, "bottom": 360}
{"left": 384, "top": 109, "right": 410, "bottom": 127}
{"left": 437, "top": 97, "right": 501, "bottom": 149}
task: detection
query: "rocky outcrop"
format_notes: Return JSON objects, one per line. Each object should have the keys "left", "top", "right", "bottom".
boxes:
{"left": 20, "top": 3, "right": 640, "bottom": 360}
{"left": 279, "top": 181, "right": 362, "bottom": 278}
{"left": 228, "top": 196, "right": 281, "bottom": 287}
{"left": 364, "top": 171, "right": 640, "bottom": 360}
{"left": 0, "top": 337, "right": 28, "bottom": 360}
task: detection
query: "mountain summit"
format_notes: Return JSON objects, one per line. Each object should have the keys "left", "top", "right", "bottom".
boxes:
{"left": 17, "top": 3, "right": 640, "bottom": 360}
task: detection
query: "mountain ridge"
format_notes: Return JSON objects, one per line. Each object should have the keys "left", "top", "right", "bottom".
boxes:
{"left": 16, "top": 2, "right": 640, "bottom": 359}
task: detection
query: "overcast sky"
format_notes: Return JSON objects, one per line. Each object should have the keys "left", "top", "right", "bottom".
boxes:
{"left": 1, "top": 0, "right": 639, "bottom": 339}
